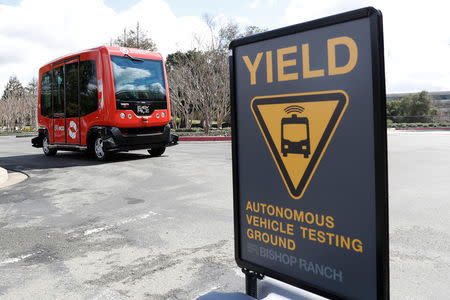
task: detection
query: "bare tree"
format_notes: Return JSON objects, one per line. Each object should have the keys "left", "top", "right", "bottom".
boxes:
{"left": 168, "top": 64, "right": 197, "bottom": 129}
{"left": 202, "top": 13, "right": 217, "bottom": 50}
{"left": 212, "top": 53, "right": 230, "bottom": 129}
{"left": 0, "top": 77, "right": 37, "bottom": 131}
{"left": 165, "top": 18, "right": 266, "bottom": 133}
{"left": 24, "top": 78, "right": 38, "bottom": 129}
{"left": 167, "top": 50, "right": 204, "bottom": 129}
{"left": 0, "top": 93, "right": 17, "bottom": 131}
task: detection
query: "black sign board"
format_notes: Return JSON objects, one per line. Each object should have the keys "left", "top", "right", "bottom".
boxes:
{"left": 229, "top": 7, "right": 388, "bottom": 300}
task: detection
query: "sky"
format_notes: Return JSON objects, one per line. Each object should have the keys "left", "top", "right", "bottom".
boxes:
{"left": 0, "top": 0, "right": 449, "bottom": 96}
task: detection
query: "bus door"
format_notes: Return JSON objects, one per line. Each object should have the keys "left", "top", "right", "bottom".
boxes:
{"left": 52, "top": 63, "right": 65, "bottom": 144}
{"left": 64, "top": 58, "right": 80, "bottom": 144}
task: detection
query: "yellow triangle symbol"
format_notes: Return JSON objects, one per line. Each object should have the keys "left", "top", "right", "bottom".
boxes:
{"left": 251, "top": 91, "right": 348, "bottom": 199}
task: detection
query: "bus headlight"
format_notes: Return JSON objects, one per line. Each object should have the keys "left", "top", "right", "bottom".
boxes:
{"left": 161, "top": 112, "right": 165, "bottom": 118}
{"left": 120, "top": 113, "right": 126, "bottom": 119}
{"left": 127, "top": 113, "right": 132, "bottom": 119}
{"left": 156, "top": 113, "right": 160, "bottom": 119}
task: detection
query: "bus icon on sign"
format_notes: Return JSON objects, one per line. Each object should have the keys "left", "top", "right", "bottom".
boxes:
{"left": 281, "top": 114, "right": 311, "bottom": 158}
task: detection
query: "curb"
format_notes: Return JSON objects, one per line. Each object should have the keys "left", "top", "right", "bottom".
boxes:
{"left": 178, "top": 136, "right": 231, "bottom": 141}
{"left": 0, "top": 167, "right": 8, "bottom": 185}
{"left": 395, "top": 127, "right": 450, "bottom": 131}
{"left": 16, "top": 134, "right": 37, "bottom": 138}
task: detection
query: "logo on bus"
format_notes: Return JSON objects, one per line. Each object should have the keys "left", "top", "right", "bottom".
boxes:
{"left": 68, "top": 121, "right": 77, "bottom": 139}
{"left": 137, "top": 105, "right": 150, "bottom": 114}
{"left": 120, "top": 47, "right": 150, "bottom": 56}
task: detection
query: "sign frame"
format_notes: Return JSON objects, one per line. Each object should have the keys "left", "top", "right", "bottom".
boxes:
{"left": 229, "top": 7, "right": 389, "bottom": 300}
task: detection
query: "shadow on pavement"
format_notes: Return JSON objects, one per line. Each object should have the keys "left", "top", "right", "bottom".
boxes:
{"left": 0, "top": 151, "right": 157, "bottom": 172}
{"left": 258, "top": 278, "right": 323, "bottom": 300}
{"left": 196, "top": 278, "right": 320, "bottom": 300}
{"left": 197, "top": 292, "right": 253, "bottom": 300}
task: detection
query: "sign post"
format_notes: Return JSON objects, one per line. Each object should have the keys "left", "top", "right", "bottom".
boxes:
{"left": 229, "top": 7, "right": 388, "bottom": 300}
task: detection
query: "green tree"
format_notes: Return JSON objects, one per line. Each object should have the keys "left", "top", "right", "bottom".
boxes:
{"left": 218, "top": 21, "right": 240, "bottom": 49}
{"left": 25, "top": 78, "right": 38, "bottom": 96}
{"left": 166, "top": 50, "right": 203, "bottom": 71}
{"left": 218, "top": 22, "right": 267, "bottom": 50}
{"left": 243, "top": 25, "right": 267, "bottom": 36}
{"left": 1, "top": 75, "right": 24, "bottom": 101}
{"left": 386, "top": 99, "right": 402, "bottom": 117}
{"left": 111, "top": 22, "right": 157, "bottom": 51}
{"left": 386, "top": 91, "right": 437, "bottom": 123}
{"left": 400, "top": 91, "right": 436, "bottom": 116}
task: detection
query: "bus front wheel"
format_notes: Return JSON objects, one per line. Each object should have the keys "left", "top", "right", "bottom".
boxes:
{"left": 148, "top": 147, "right": 165, "bottom": 157}
{"left": 93, "top": 136, "right": 110, "bottom": 161}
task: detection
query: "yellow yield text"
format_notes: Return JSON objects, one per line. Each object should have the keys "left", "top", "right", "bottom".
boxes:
{"left": 242, "top": 36, "right": 358, "bottom": 85}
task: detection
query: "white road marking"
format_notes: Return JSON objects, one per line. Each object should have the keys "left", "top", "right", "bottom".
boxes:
{"left": 83, "top": 211, "right": 159, "bottom": 236}
{"left": 83, "top": 227, "right": 108, "bottom": 236}
{"left": 0, "top": 253, "right": 34, "bottom": 266}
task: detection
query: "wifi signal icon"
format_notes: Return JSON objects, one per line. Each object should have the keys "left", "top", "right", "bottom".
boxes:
{"left": 284, "top": 105, "right": 305, "bottom": 114}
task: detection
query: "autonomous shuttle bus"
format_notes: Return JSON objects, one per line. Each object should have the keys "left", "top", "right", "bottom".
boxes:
{"left": 281, "top": 114, "right": 311, "bottom": 158}
{"left": 32, "top": 46, "right": 171, "bottom": 160}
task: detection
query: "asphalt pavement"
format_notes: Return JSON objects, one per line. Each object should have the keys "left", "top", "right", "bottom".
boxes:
{"left": 0, "top": 137, "right": 242, "bottom": 299}
{"left": 0, "top": 132, "right": 449, "bottom": 299}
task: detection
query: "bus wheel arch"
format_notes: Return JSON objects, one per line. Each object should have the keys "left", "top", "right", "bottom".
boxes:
{"left": 32, "top": 128, "right": 46, "bottom": 148}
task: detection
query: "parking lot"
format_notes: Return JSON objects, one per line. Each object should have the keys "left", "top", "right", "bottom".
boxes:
{"left": 0, "top": 132, "right": 449, "bottom": 299}
{"left": 0, "top": 137, "right": 241, "bottom": 299}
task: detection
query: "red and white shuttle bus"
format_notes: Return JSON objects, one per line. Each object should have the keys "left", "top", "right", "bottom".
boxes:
{"left": 32, "top": 46, "right": 172, "bottom": 160}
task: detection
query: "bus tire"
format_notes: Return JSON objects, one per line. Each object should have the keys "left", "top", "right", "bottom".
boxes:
{"left": 43, "top": 134, "right": 57, "bottom": 156}
{"left": 148, "top": 147, "right": 165, "bottom": 157}
{"left": 93, "top": 135, "right": 110, "bottom": 161}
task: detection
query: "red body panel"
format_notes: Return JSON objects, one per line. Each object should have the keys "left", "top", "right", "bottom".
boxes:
{"left": 37, "top": 46, "right": 171, "bottom": 147}
{"left": 53, "top": 118, "right": 65, "bottom": 143}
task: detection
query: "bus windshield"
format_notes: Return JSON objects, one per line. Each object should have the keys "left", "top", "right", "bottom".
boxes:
{"left": 283, "top": 123, "right": 307, "bottom": 142}
{"left": 111, "top": 55, "right": 166, "bottom": 102}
